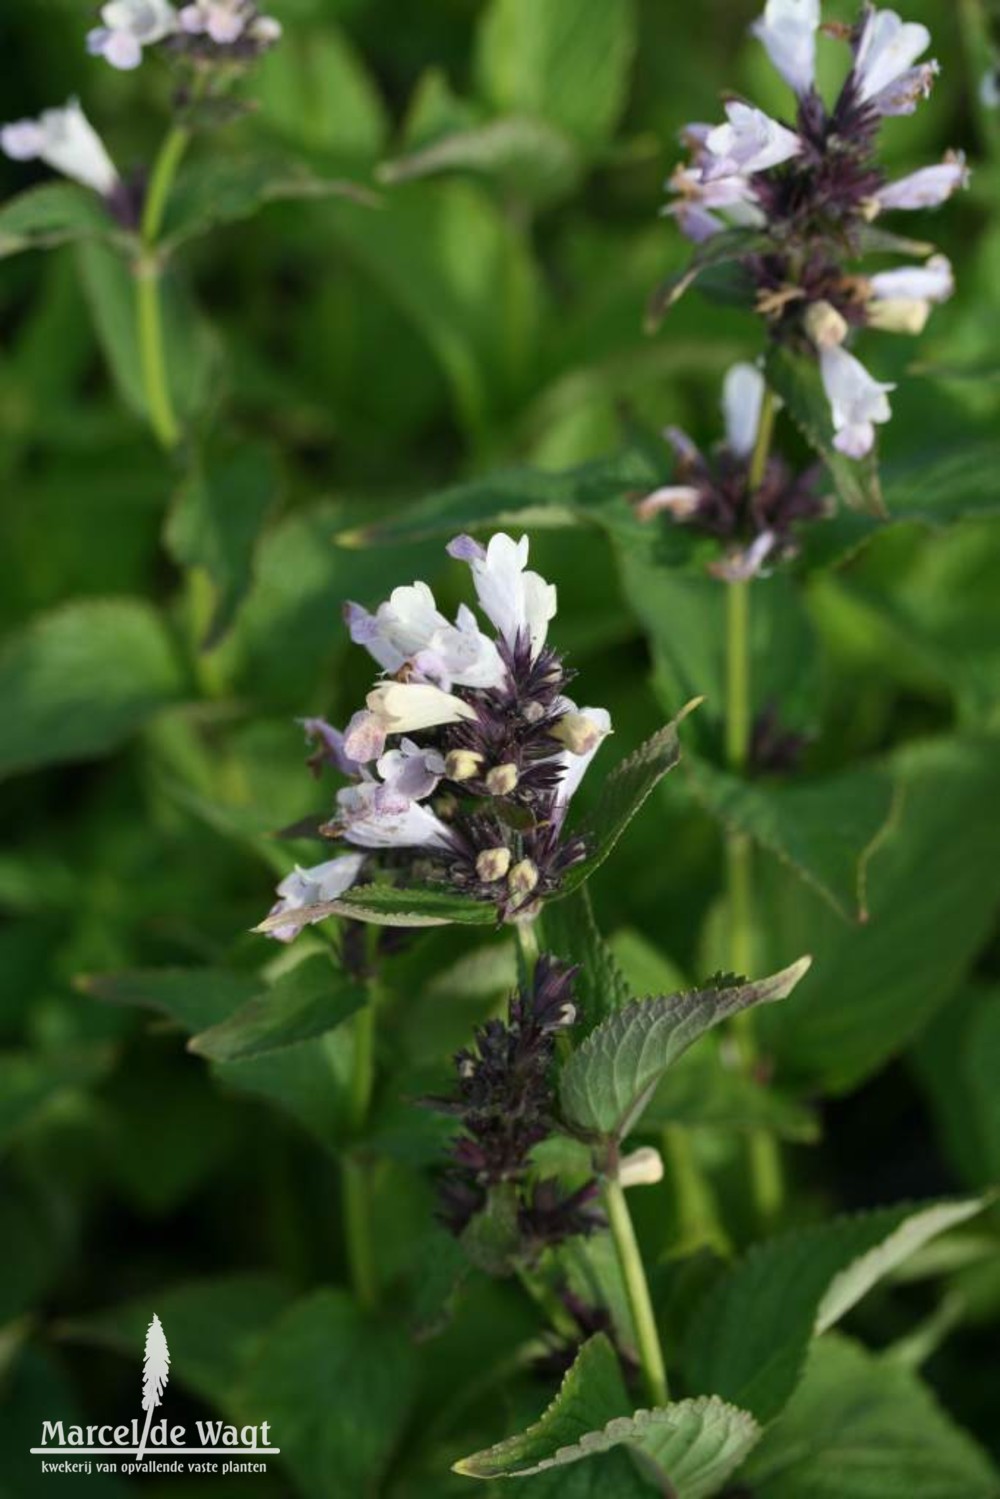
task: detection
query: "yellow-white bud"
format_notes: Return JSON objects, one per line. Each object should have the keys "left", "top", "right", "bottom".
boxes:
{"left": 485, "top": 762, "right": 519, "bottom": 796}
{"left": 507, "top": 860, "right": 539, "bottom": 899}
{"left": 618, "top": 1146, "right": 665, "bottom": 1189}
{"left": 475, "top": 847, "right": 512, "bottom": 883}
{"left": 445, "top": 748, "right": 484, "bottom": 783}
{"left": 550, "top": 712, "right": 604, "bottom": 756}
{"left": 804, "top": 300, "right": 848, "bottom": 349}
{"left": 866, "top": 296, "right": 931, "bottom": 335}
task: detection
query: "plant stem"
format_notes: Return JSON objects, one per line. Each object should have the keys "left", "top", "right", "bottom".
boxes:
{"left": 661, "top": 1126, "right": 730, "bottom": 1256}
{"left": 135, "top": 125, "right": 189, "bottom": 451}
{"left": 725, "top": 384, "right": 784, "bottom": 1226}
{"left": 603, "top": 1176, "right": 669, "bottom": 1405}
{"left": 343, "top": 998, "right": 378, "bottom": 1310}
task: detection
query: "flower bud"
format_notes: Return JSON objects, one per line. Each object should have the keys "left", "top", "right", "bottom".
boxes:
{"left": 445, "top": 748, "right": 484, "bottom": 783}
{"left": 476, "top": 847, "right": 512, "bottom": 883}
{"left": 550, "top": 712, "right": 605, "bottom": 756}
{"left": 618, "top": 1146, "right": 665, "bottom": 1189}
{"left": 485, "top": 762, "right": 519, "bottom": 796}
{"left": 507, "top": 860, "right": 539, "bottom": 899}
{"left": 866, "top": 297, "right": 931, "bottom": 335}
{"left": 804, "top": 300, "right": 848, "bottom": 349}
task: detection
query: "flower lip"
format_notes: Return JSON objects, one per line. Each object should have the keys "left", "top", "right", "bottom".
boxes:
{"left": 1, "top": 99, "right": 119, "bottom": 197}
{"left": 751, "top": 0, "right": 821, "bottom": 96}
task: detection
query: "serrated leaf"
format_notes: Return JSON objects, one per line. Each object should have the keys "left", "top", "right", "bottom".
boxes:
{"left": 456, "top": 1334, "right": 759, "bottom": 1496}
{"left": 188, "top": 954, "right": 365, "bottom": 1063}
{"left": 766, "top": 343, "right": 884, "bottom": 514}
{"left": 0, "top": 183, "right": 127, "bottom": 259}
{"left": 685, "top": 757, "right": 895, "bottom": 922}
{"left": 559, "top": 957, "right": 810, "bottom": 1140}
{"left": 684, "top": 1197, "right": 985, "bottom": 1424}
{"left": 160, "top": 156, "right": 377, "bottom": 253}
{"left": 0, "top": 599, "right": 185, "bottom": 779}
{"left": 559, "top": 707, "right": 696, "bottom": 899}
{"left": 543, "top": 887, "right": 632, "bottom": 1026}
{"left": 253, "top": 881, "right": 496, "bottom": 936}
{"left": 164, "top": 442, "right": 279, "bottom": 648}
{"left": 743, "top": 1335, "right": 1000, "bottom": 1499}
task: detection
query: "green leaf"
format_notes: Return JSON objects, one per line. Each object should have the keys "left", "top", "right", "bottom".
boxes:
{"left": 0, "top": 1047, "right": 113, "bottom": 1149}
{"left": 475, "top": 0, "right": 637, "bottom": 151}
{"left": 0, "top": 183, "right": 126, "bottom": 259}
{"left": 164, "top": 442, "right": 280, "bottom": 648}
{"left": 559, "top": 958, "right": 811, "bottom": 1140}
{"left": 235, "top": 1289, "right": 417, "bottom": 1499}
{"left": 641, "top": 1046, "right": 819, "bottom": 1142}
{"left": 455, "top": 1335, "right": 760, "bottom": 1495}
{"left": 646, "top": 228, "right": 768, "bottom": 329}
{"left": 188, "top": 954, "right": 366, "bottom": 1063}
{"left": 766, "top": 343, "right": 884, "bottom": 515}
{"left": 543, "top": 887, "right": 632, "bottom": 1026}
{"left": 338, "top": 445, "right": 661, "bottom": 550}
{"left": 160, "top": 155, "right": 377, "bottom": 253}
{"left": 83, "top": 967, "right": 257, "bottom": 1033}
{"left": 57, "top": 1275, "right": 295, "bottom": 1409}
{"left": 0, "top": 599, "right": 184, "bottom": 779}
{"left": 559, "top": 707, "right": 696, "bottom": 899}
{"left": 256, "top": 24, "right": 389, "bottom": 162}
{"left": 685, "top": 757, "right": 895, "bottom": 922}
{"left": 378, "top": 116, "right": 582, "bottom": 205}
{"left": 757, "top": 736, "right": 1000, "bottom": 1092}
{"left": 683, "top": 1197, "right": 985, "bottom": 1424}
{"left": 743, "top": 1335, "right": 1000, "bottom": 1498}
{"left": 253, "top": 881, "right": 497, "bottom": 937}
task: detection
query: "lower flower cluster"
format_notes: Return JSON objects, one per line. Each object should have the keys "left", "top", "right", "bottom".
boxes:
{"left": 429, "top": 957, "right": 603, "bottom": 1262}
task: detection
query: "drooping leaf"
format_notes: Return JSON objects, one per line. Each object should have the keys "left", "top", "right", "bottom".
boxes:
{"left": 646, "top": 228, "right": 768, "bottom": 329}
{"left": 474, "top": 0, "right": 637, "bottom": 151}
{"left": 0, "top": 183, "right": 127, "bottom": 259}
{"left": 766, "top": 343, "right": 884, "bottom": 515}
{"left": 685, "top": 757, "right": 896, "bottom": 922}
{"left": 683, "top": 1197, "right": 985, "bottom": 1423}
{"left": 559, "top": 958, "right": 811, "bottom": 1140}
{"left": 188, "top": 954, "right": 366, "bottom": 1063}
{"left": 160, "top": 156, "right": 377, "bottom": 253}
{"left": 235, "top": 1290, "right": 417, "bottom": 1499}
{"left": 164, "top": 442, "right": 280, "bottom": 648}
{"left": 253, "top": 881, "right": 497, "bottom": 937}
{"left": 0, "top": 600, "right": 185, "bottom": 779}
{"left": 742, "top": 1335, "right": 1000, "bottom": 1499}
{"left": 455, "top": 1335, "right": 760, "bottom": 1496}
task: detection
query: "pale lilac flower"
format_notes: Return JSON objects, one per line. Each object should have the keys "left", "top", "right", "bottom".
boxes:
{"left": 268, "top": 853, "right": 366, "bottom": 942}
{"left": 722, "top": 362, "right": 766, "bottom": 459}
{"left": 0, "top": 100, "right": 119, "bottom": 196}
{"left": 664, "top": 164, "right": 765, "bottom": 243}
{"left": 853, "top": 7, "right": 937, "bottom": 112}
{"left": 346, "top": 582, "right": 504, "bottom": 691}
{"left": 819, "top": 346, "right": 895, "bottom": 458}
{"left": 751, "top": 0, "right": 821, "bottom": 95}
{"left": 448, "top": 533, "right": 557, "bottom": 660}
{"left": 704, "top": 102, "right": 802, "bottom": 179}
{"left": 87, "top": 0, "right": 178, "bottom": 70}
{"left": 373, "top": 740, "right": 445, "bottom": 813}
{"left": 867, "top": 254, "right": 954, "bottom": 333}
{"left": 874, "top": 152, "right": 969, "bottom": 211}
{"left": 335, "top": 780, "right": 454, "bottom": 851}
{"left": 179, "top": 0, "right": 281, "bottom": 45}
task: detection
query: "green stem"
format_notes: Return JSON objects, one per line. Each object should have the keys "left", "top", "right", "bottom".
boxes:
{"left": 604, "top": 1177, "right": 669, "bottom": 1405}
{"left": 135, "top": 125, "right": 189, "bottom": 450}
{"left": 726, "top": 385, "right": 784, "bottom": 1226}
{"left": 342, "top": 999, "right": 378, "bottom": 1310}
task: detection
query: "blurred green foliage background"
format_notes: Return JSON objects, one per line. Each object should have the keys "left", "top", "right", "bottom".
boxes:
{"left": 1, "top": 0, "right": 999, "bottom": 1494}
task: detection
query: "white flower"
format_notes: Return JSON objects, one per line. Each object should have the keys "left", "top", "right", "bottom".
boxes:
{"left": 875, "top": 153, "right": 969, "bottom": 211}
{"left": 266, "top": 853, "right": 366, "bottom": 942}
{"left": 867, "top": 254, "right": 954, "bottom": 333}
{"left": 635, "top": 485, "right": 703, "bottom": 522}
{"left": 366, "top": 681, "right": 477, "bottom": 737}
{"left": 819, "top": 345, "right": 895, "bottom": 458}
{"left": 179, "top": 0, "right": 281, "bottom": 44}
{"left": 0, "top": 100, "right": 119, "bottom": 196}
{"left": 551, "top": 705, "right": 612, "bottom": 823}
{"left": 336, "top": 780, "right": 454, "bottom": 852}
{"left": 751, "top": 0, "right": 820, "bottom": 95}
{"left": 87, "top": 0, "right": 178, "bottom": 71}
{"left": 704, "top": 102, "right": 802, "bottom": 180}
{"left": 346, "top": 584, "right": 504, "bottom": 691}
{"left": 722, "top": 362, "right": 765, "bottom": 459}
{"left": 448, "top": 533, "right": 557, "bottom": 660}
{"left": 853, "top": 8, "right": 936, "bottom": 111}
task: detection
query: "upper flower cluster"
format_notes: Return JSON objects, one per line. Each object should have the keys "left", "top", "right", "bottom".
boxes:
{"left": 87, "top": 0, "right": 281, "bottom": 71}
{"left": 266, "top": 534, "right": 613, "bottom": 939}
{"left": 665, "top": 1, "right": 968, "bottom": 457}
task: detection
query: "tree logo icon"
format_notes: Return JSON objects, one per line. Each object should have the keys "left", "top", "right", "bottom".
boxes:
{"left": 137, "top": 1314, "right": 170, "bottom": 1463}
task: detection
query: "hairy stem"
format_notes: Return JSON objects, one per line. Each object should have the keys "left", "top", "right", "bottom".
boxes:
{"left": 135, "top": 125, "right": 189, "bottom": 450}
{"left": 343, "top": 998, "right": 378, "bottom": 1310}
{"left": 603, "top": 1176, "right": 669, "bottom": 1405}
{"left": 726, "top": 384, "right": 784, "bottom": 1225}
